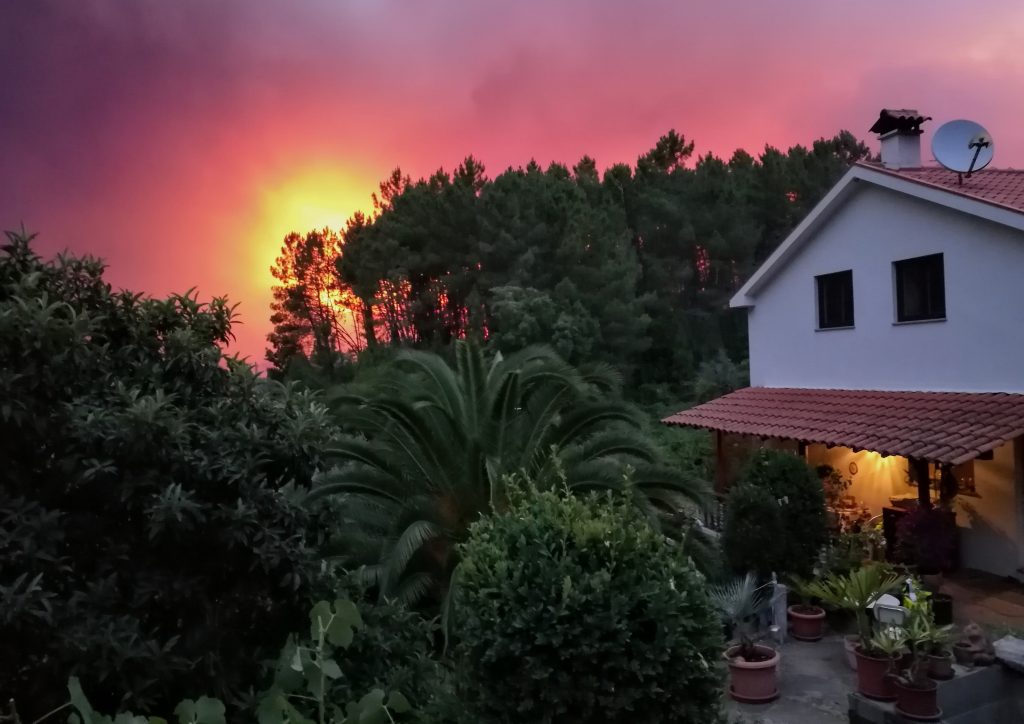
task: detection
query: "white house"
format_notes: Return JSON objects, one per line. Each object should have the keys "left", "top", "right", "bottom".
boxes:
{"left": 665, "top": 109, "right": 1024, "bottom": 579}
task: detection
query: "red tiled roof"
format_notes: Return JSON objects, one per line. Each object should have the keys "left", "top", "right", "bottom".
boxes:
{"left": 662, "top": 387, "right": 1024, "bottom": 464}
{"left": 859, "top": 162, "right": 1024, "bottom": 213}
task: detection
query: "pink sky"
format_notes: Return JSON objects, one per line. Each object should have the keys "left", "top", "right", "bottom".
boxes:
{"left": 3, "top": 0, "right": 1023, "bottom": 363}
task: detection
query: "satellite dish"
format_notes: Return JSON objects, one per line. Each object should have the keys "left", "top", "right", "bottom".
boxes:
{"left": 932, "top": 119, "right": 994, "bottom": 177}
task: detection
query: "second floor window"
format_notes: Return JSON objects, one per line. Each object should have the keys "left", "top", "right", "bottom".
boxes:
{"left": 894, "top": 253, "right": 945, "bottom": 322}
{"left": 816, "top": 269, "right": 854, "bottom": 329}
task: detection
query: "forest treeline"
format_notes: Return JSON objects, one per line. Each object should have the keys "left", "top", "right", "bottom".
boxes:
{"left": 267, "top": 129, "right": 873, "bottom": 398}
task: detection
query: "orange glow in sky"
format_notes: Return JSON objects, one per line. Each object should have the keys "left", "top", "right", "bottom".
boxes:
{"left": 248, "top": 166, "right": 369, "bottom": 286}
{"left": 4, "top": 0, "right": 1024, "bottom": 364}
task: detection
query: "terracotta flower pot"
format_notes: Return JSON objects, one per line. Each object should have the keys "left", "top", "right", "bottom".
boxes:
{"left": 725, "top": 644, "right": 780, "bottom": 704}
{"left": 843, "top": 635, "right": 859, "bottom": 670}
{"left": 788, "top": 604, "right": 826, "bottom": 641}
{"left": 928, "top": 652, "right": 954, "bottom": 680}
{"left": 953, "top": 641, "right": 974, "bottom": 666}
{"left": 894, "top": 677, "right": 942, "bottom": 721}
{"left": 854, "top": 646, "right": 898, "bottom": 701}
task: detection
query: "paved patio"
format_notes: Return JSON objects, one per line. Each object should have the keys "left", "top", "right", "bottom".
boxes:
{"left": 726, "top": 571, "right": 1024, "bottom": 723}
{"left": 943, "top": 569, "right": 1024, "bottom": 630}
{"left": 727, "top": 633, "right": 853, "bottom": 724}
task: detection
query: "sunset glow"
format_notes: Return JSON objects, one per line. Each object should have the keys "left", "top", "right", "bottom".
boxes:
{"left": 4, "top": 0, "right": 1024, "bottom": 362}
{"left": 248, "top": 166, "right": 370, "bottom": 286}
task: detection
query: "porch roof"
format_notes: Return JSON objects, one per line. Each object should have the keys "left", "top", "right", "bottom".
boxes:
{"left": 662, "top": 387, "right": 1024, "bottom": 465}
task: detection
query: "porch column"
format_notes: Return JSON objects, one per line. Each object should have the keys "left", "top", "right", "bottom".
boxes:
{"left": 1015, "top": 437, "right": 1024, "bottom": 572}
{"left": 910, "top": 457, "right": 932, "bottom": 509}
{"left": 714, "top": 430, "right": 728, "bottom": 494}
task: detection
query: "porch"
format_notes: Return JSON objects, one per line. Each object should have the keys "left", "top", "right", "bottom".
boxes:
{"left": 665, "top": 387, "right": 1024, "bottom": 581}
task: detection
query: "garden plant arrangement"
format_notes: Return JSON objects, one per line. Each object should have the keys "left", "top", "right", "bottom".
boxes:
{"left": 711, "top": 573, "right": 780, "bottom": 704}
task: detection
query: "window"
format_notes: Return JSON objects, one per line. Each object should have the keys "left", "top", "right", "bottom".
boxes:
{"left": 816, "top": 270, "right": 854, "bottom": 329}
{"left": 894, "top": 253, "right": 945, "bottom": 322}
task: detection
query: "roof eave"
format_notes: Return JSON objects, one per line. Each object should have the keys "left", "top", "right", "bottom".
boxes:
{"left": 730, "top": 164, "right": 1024, "bottom": 309}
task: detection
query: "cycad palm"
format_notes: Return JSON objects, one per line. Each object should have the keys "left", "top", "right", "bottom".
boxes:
{"left": 311, "top": 340, "right": 708, "bottom": 604}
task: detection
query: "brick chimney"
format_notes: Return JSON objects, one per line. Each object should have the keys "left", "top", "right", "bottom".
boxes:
{"left": 870, "top": 109, "right": 931, "bottom": 169}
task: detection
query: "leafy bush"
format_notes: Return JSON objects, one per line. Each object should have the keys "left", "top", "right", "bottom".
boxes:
{"left": 25, "top": 599, "right": 419, "bottom": 724}
{"left": 895, "top": 506, "right": 958, "bottom": 573}
{"left": 325, "top": 579, "right": 444, "bottom": 713}
{"left": 0, "top": 232, "right": 339, "bottom": 719}
{"left": 451, "top": 484, "right": 725, "bottom": 724}
{"left": 739, "top": 449, "right": 826, "bottom": 576}
{"left": 721, "top": 483, "right": 785, "bottom": 577}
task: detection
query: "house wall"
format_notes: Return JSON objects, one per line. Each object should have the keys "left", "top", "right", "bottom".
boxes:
{"left": 957, "top": 439, "right": 1022, "bottom": 577}
{"left": 747, "top": 184, "right": 1024, "bottom": 392}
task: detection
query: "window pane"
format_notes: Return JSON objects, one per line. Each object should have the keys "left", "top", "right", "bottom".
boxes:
{"left": 896, "top": 254, "right": 945, "bottom": 321}
{"left": 816, "top": 270, "right": 854, "bottom": 328}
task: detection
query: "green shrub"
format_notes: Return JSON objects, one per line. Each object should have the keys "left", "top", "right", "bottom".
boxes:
{"left": 721, "top": 483, "right": 785, "bottom": 577}
{"left": 451, "top": 484, "right": 725, "bottom": 724}
{"left": 326, "top": 579, "right": 445, "bottom": 713}
{"left": 740, "top": 449, "right": 826, "bottom": 576}
{"left": 25, "top": 599, "right": 421, "bottom": 724}
{"left": 0, "top": 232, "right": 340, "bottom": 720}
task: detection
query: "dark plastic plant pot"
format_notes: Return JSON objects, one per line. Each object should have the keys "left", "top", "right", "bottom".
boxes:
{"left": 931, "top": 593, "right": 953, "bottom": 626}
{"left": 725, "top": 644, "right": 780, "bottom": 703}
{"left": 854, "top": 646, "right": 898, "bottom": 701}
{"left": 788, "top": 604, "right": 826, "bottom": 641}
{"left": 894, "top": 678, "right": 942, "bottom": 721}
{"left": 927, "top": 652, "right": 954, "bottom": 680}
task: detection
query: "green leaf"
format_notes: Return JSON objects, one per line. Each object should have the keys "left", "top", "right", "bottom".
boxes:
{"left": 112, "top": 714, "right": 148, "bottom": 724}
{"left": 356, "top": 690, "right": 387, "bottom": 724}
{"left": 320, "top": 658, "right": 342, "bottom": 680}
{"left": 173, "top": 698, "right": 224, "bottom": 724}
{"left": 385, "top": 691, "right": 410, "bottom": 714}
{"left": 193, "top": 698, "right": 225, "bottom": 724}
{"left": 325, "top": 599, "right": 363, "bottom": 648}
{"left": 309, "top": 600, "right": 333, "bottom": 640}
{"left": 68, "top": 677, "right": 95, "bottom": 724}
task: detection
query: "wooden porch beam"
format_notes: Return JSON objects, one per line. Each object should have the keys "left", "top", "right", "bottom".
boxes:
{"left": 909, "top": 456, "right": 932, "bottom": 509}
{"left": 714, "top": 430, "right": 728, "bottom": 494}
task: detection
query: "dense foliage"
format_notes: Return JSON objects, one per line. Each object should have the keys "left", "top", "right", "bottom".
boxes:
{"left": 312, "top": 340, "right": 708, "bottom": 605}
{"left": 740, "top": 449, "right": 827, "bottom": 577}
{"left": 33, "top": 598, "right": 424, "bottom": 724}
{"left": 895, "top": 506, "right": 958, "bottom": 573}
{"left": 0, "top": 232, "right": 339, "bottom": 719}
{"left": 451, "top": 484, "right": 726, "bottom": 724}
{"left": 721, "top": 482, "right": 786, "bottom": 577}
{"left": 268, "top": 131, "right": 872, "bottom": 393}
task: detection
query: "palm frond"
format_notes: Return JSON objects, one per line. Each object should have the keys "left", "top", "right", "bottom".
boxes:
{"left": 391, "top": 571, "right": 435, "bottom": 607}
{"left": 709, "top": 572, "right": 766, "bottom": 624}
{"left": 381, "top": 519, "right": 446, "bottom": 594}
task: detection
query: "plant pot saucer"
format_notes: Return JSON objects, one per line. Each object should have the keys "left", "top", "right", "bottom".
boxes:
{"left": 790, "top": 631, "right": 824, "bottom": 642}
{"left": 729, "top": 684, "right": 779, "bottom": 704}
{"left": 894, "top": 704, "right": 942, "bottom": 722}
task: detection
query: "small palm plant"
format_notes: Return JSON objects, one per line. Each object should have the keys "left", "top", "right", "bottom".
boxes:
{"left": 803, "top": 563, "right": 904, "bottom": 653}
{"left": 710, "top": 572, "right": 771, "bottom": 660}
{"left": 312, "top": 340, "right": 709, "bottom": 605}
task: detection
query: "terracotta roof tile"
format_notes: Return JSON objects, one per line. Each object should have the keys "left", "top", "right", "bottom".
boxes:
{"left": 662, "top": 387, "right": 1024, "bottom": 464}
{"left": 859, "top": 163, "right": 1024, "bottom": 213}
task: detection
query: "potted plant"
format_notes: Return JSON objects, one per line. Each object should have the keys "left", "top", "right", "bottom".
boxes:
{"left": 893, "top": 603, "right": 943, "bottom": 721}
{"left": 805, "top": 563, "right": 903, "bottom": 693}
{"left": 867, "top": 626, "right": 907, "bottom": 698}
{"left": 924, "top": 612, "right": 956, "bottom": 680}
{"left": 788, "top": 576, "right": 827, "bottom": 642}
{"left": 710, "top": 572, "right": 779, "bottom": 704}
